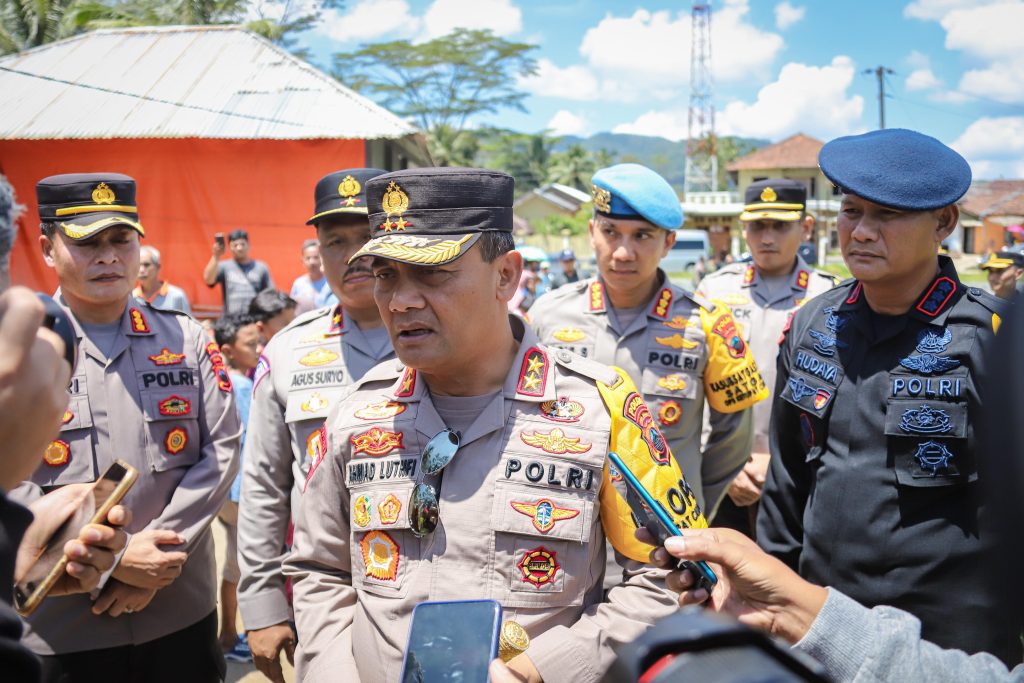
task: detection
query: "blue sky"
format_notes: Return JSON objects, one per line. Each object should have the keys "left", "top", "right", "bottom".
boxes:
{"left": 274, "top": 0, "right": 1024, "bottom": 178}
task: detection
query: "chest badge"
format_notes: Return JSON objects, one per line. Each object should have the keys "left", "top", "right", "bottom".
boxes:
{"left": 360, "top": 530, "right": 399, "bottom": 581}
{"left": 158, "top": 395, "right": 191, "bottom": 416}
{"left": 378, "top": 494, "right": 402, "bottom": 525}
{"left": 61, "top": 410, "right": 74, "bottom": 425}
{"left": 655, "top": 333, "right": 699, "bottom": 350}
{"left": 899, "top": 405, "right": 952, "bottom": 435}
{"left": 351, "top": 427, "right": 404, "bottom": 457}
{"left": 149, "top": 348, "right": 185, "bottom": 366}
{"left": 299, "top": 347, "right": 340, "bottom": 367}
{"left": 353, "top": 494, "right": 372, "bottom": 528}
{"left": 657, "top": 374, "right": 688, "bottom": 392}
{"left": 658, "top": 400, "right": 682, "bottom": 426}
{"left": 538, "top": 397, "right": 585, "bottom": 423}
{"left": 354, "top": 400, "right": 407, "bottom": 421}
{"left": 662, "top": 316, "right": 692, "bottom": 330}
{"left": 553, "top": 327, "right": 585, "bottom": 343}
{"left": 44, "top": 440, "right": 70, "bottom": 467}
{"left": 510, "top": 498, "right": 580, "bottom": 534}
{"left": 520, "top": 428, "right": 592, "bottom": 455}
{"left": 165, "top": 427, "right": 188, "bottom": 454}
{"left": 900, "top": 329, "right": 960, "bottom": 375}
{"left": 517, "top": 546, "right": 560, "bottom": 586}
{"left": 914, "top": 440, "right": 954, "bottom": 475}
{"left": 301, "top": 392, "right": 329, "bottom": 413}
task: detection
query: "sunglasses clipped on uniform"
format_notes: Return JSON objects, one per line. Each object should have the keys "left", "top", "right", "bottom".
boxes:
{"left": 409, "top": 429, "right": 461, "bottom": 538}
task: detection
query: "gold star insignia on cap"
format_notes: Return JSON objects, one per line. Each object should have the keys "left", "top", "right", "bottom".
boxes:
{"left": 760, "top": 186, "right": 777, "bottom": 202}
{"left": 92, "top": 182, "right": 116, "bottom": 205}
{"left": 592, "top": 185, "right": 611, "bottom": 213}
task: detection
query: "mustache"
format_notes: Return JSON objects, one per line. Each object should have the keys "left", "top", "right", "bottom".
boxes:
{"left": 344, "top": 264, "right": 373, "bottom": 279}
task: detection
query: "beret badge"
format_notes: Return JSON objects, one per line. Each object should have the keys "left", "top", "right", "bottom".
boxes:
{"left": 338, "top": 175, "right": 362, "bottom": 207}
{"left": 92, "top": 182, "right": 116, "bottom": 205}
{"left": 760, "top": 186, "right": 777, "bottom": 202}
{"left": 380, "top": 181, "right": 411, "bottom": 232}
{"left": 591, "top": 185, "right": 611, "bottom": 213}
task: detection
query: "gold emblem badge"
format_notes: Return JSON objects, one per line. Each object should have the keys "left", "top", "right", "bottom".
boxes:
{"left": 653, "top": 288, "right": 673, "bottom": 318}
{"left": 658, "top": 400, "right": 682, "bottom": 426}
{"left": 361, "top": 530, "right": 399, "bottom": 581}
{"left": 760, "top": 186, "right": 777, "bottom": 202}
{"left": 520, "top": 428, "right": 592, "bottom": 455}
{"left": 299, "top": 347, "right": 340, "bottom": 367}
{"left": 129, "top": 307, "right": 150, "bottom": 333}
{"left": 165, "top": 427, "right": 188, "bottom": 455}
{"left": 338, "top": 175, "right": 361, "bottom": 207}
{"left": 655, "top": 333, "right": 699, "bottom": 350}
{"left": 378, "top": 494, "right": 402, "bottom": 525}
{"left": 592, "top": 185, "right": 611, "bottom": 213}
{"left": 353, "top": 400, "right": 407, "bottom": 421}
{"left": 657, "top": 374, "right": 688, "bottom": 392}
{"left": 381, "top": 181, "right": 411, "bottom": 232}
{"left": 44, "top": 439, "right": 70, "bottom": 467}
{"left": 148, "top": 348, "right": 185, "bottom": 365}
{"left": 92, "top": 182, "right": 116, "bottom": 205}
{"left": 518, "top": 546, "right": 559, "bottom": 586}
{"left": 61, "top": 410, "right": 73, "bottom": 425}
{"left": 553, "top": 327, "right": 585, "bottom": 343}
{"left": 539, "top": 397, "right": 585, "bottom": 423}
{"left": 158, "top": 395, "right": 191, "bottom": 416}
{"left": 353, "top": 494, "right": 372, "bottom": 528}
{"left": 350, "top": 427, "right": 404, "bottom": 457}
{"left": 301, "top": 392, "right": 329, "bottom": 413}
{"left": 510, "top": 498, "right": 580, "bottom": 534}
{"left": 663, "top": 316, "right": 692, "bottom": 330}
{"left": 719, "top": 293, "right": 751, "bottom": 306}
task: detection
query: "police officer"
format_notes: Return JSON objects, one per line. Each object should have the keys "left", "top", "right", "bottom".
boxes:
{"left": 284, "top": 167, "right": 704, "bottom": 683}
{"left": 21, "top": 173, "right": 241, "bottom": 681}
{"left": 237, "top": 168, "right": 395, "bottom": 682}
{"left": 980, "top": 249, "right": 1024, "bottom": 300}
{"left": 529, "top": 163, "right": 767, "bottom": 529}
{"left": 696, "top": 179, "right": 837, "bottom": 536}
{"left": 758, "top": 129, "right": 1022, "bottom": 663}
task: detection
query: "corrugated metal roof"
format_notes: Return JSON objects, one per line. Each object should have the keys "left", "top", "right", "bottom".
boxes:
{"left": 0, "top": 26, "right": 417, "bottom": 140}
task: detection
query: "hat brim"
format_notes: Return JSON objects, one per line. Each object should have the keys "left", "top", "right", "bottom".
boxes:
{"left": 56, "top": 212, "right": 145, "bottom": 241}
{"left": 739, "top": 209, "right": 802, "bottom": 222}
{"left": 981, "top": 259, "right": 1012, "bottom": 270}
{"left": 349, "top": 233, "right": 480, "bottom": 266}
{"left": 305, "top": 206, "right": 370, "bottom": 225}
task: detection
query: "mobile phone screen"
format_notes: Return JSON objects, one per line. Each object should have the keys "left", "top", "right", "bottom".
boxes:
{"left": 401, "top": 600, "right": 502, "bottom": 683}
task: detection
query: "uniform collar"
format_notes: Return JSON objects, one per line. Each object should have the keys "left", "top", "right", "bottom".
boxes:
{"left": 62, "top": 300, "right": 148, "bottom": 366}
{"left": 585, "top": 271, "right": 680, "bottom": 333}
{"left": 743, "top": 256, "right": 811, "bottom": 302}
{"left": 839, "top": 256, "right": 963, "bottom": 326}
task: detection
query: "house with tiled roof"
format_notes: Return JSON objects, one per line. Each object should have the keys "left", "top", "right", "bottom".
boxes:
{"left": 958, "top": 180, "right": 1024, "bottom": 254}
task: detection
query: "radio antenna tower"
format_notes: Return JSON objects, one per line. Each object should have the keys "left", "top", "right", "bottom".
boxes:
{"left": 684, "top": 2, "right": 717, "bottom": 194}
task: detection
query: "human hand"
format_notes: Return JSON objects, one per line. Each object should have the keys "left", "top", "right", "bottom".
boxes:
{"left": 727, "top": 452, "right": 771, "bottom": 507}
{"left": 655, "top": 527, "right": 828, "bottom": 644}
{"left": 91, "top": 578, "right": 156, "bottom": 617}
{"left": 112, "top": 529, "right": 187, "bottom": 589}
{"left": 489, "top": 659, "right": 529, "bottom": 683}
{"left": 212, "top": 235, "right": 225, "bottom": 257}
{"left": 0, "top": 287, "right": 70, "bottom": 490}
{"left": 16, "top": 484, "right": 132, "bottom": 597}
{"left": 248, "top": 622, "right": 295, "bottom": 683}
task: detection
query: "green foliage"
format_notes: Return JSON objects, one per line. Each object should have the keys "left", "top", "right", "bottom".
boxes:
{"left": 481, "top": 130, "right": 556, "bottom": 194}
{"left": 547, "top": 143, "right": 596, "bottom": 192}
{"left": 533, "top": 206, "right": 591, "bottom": 238}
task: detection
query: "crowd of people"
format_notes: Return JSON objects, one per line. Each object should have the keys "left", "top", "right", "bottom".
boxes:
{"left": 0, "top": 126, "right": 1022, "bottom": 683}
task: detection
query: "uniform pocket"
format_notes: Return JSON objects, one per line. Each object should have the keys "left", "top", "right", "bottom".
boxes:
{"left": 142, "top": 387, "right": 201, "bottom": 471}
{"left": 349, "top": 481, "right": 421, "bottom": 598}
{"left": 884, "top": 398, "right": 973, "bottom": 488}
{"left": 33, "top": 400, "right": 98, "bottom": 488}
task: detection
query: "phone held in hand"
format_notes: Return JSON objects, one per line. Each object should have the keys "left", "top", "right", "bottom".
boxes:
{"left": 607, "top": 452, "right": 718, "bottom": 595}
{"left": 214, "top": 233, "right": 225, "bottom": 249}
{"left": 13, "top": 460, "right": 138, "bottom": 617}
{"left": 401, "top": 599, "right": 502, "bottom": 683}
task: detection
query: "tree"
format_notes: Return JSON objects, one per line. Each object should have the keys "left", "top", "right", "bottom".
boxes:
{"left": 485, "top": 131, "right": 556, "bottom": 196}
{"left": 334, "top": 29, "right": 537, "bottom": 165}
{"left": 547, "top": 143, "right": 596, "bottom": 192}
{"left": 0, "top": 0, "right": 78, "bottom": 53}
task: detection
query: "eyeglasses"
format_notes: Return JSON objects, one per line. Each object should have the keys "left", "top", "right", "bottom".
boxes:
{"left": 408, "top": 429, "right": 461, "bottom": 538}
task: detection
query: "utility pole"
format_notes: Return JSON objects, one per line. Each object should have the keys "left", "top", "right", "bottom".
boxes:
{"left": 684, "top": 2, "right": 717, "bottom": 194}
{"left": 864, "top": 66, "right": 894, "bottom": 129}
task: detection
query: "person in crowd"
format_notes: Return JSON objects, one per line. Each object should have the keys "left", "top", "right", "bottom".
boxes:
{"left": 549, "top": 249, "right": 581, "bottom": 290}
{"left": 204, "top": 229, "right": 273, "bottom": 315}
{"left": 508, "top": 270, "right": 538, "bottom": 316}
{"left": 693, "top": 254, "right": 708, "bottom": 286}
{"left": 248, "top": 289, "right": 297, "bottom": 346}
{"left": 980, "top": 249, "right": 1024, "bottom": 300}
{"left": 133, "top": 245, "right": 192, "bottom": 315}
{"left": 289, "top": 239, "right": 337, "bottom": 314}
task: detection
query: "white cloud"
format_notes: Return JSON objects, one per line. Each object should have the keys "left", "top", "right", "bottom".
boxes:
{"left": 422, "top": 0, "right": 523, "bottom": 39}
{"left": 315, "top": 0, "right": 421, "bottom": 42}
{"left": 612, "top": 111, "right": 689, "bottom": 141}
{"left": 718, "top": 56, "right": 864, "bottom": 140}
{"left": 904, "top": 0, "right": 1004, "bottom": 21}
{"left": 774, "top": 1, "right": 806, "bottom": 29}
{"left": 906, "top": 50, "right": 931, "bottom": 69}
{"left": 519, "top": 59, "right": 600, "bottom": 101}
{"left": 931, "top": 90, "right": 972, "bottom": 104}
{"left": 941, "top": 2, "right": 1024, "bottom": 61}
{"left": 951, "top": 116, "right": 1024, "bottom": 178}
{"left": 906, "top": 68, "right": 942, "bottom": 91}
{"left": 547, "top": 110, "right": 589, "bottom": 137}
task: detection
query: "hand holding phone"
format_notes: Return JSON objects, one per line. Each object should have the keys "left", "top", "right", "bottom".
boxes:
{"left": 401, "top": 600, "right": 502, "bottom": 683}
{"left": 213, "top": 232, "right": 225, "bottom": 255}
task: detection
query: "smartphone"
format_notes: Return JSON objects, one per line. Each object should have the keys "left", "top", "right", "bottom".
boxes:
{"left": 608, "top": 452, "right": 718, "bottom": 595}
{"left": 214, "top": 233, "right": 225, "bottom": 249}
{"left": 13, "top": 460, "right": 138, "bottom": 616}
{"left": 401, "top": 599, "right": 502, "bottom": 683}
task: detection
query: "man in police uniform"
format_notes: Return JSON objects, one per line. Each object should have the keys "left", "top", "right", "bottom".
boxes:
{"left": 237, "top": 168, "right": 395, "bottom": 682}
{"left": 283, "top": 167, "right": 710, "bottom": 683}
{"left": 758, "top": 129, "right": 1022, "bottom": 663}
{"left": 529, "top": 163, "right": 766, "bottom": 531}
{"left": 20, "top": 173, "right": 241, "bottom": 681}
{"left": 696, "top": 179, "right": 837, "bottom": 535}
{"left": 980, "top": 249, "right": 1024, "bottom": 300}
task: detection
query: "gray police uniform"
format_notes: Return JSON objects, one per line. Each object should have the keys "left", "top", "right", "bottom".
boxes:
{"left": 696, "top": 258, "right": 838, "bottom": 456}
{"left": 237, "top": 304, "right": 395, "bottom": 631}
{"left": 18, "top": 301, "right": 241, "bottom": 653}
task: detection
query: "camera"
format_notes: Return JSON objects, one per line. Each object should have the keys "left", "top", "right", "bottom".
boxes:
{"left": 37, "top": 293, "right": 77, "bottom": 376}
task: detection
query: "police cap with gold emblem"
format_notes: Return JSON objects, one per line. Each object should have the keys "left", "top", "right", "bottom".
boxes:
{"left": 980, "top": 249, "right": 1024, "bottom": 270}
{"left": 306, "top": 167, "right": 388, "bottom": 225}
{"left": 590, "top": 163, "right": 683, "bottom": 230}
{"left": 37, "top": 173, "right": 144, "bottom": 241}
{"left": 350, "top": 167, "right": 513, "bottom": 266}
{"left": 740, "top": 178, "right": 806, "bottom": 222}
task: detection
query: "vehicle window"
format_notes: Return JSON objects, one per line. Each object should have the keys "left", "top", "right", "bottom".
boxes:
{"left": 672, "top": 240, "right": 706, "bottom": 251}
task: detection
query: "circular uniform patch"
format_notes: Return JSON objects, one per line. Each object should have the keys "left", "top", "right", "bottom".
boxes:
{"left": 517, "top": 546, "right": 560, "bottom": 587}
{"left": 44, "top": 439, "right": 70, "bottom": 467}
{"left": 165, "top": 427, "right": 188, "bottom": 455}
{"left": 658, "top": 400, "right": 682, "bottom": 426}
{"left": 353, "top": 494, "right": 372, "bottom": 528}
{"left": 378, "top": 494, "right": 402, "bottom": 525}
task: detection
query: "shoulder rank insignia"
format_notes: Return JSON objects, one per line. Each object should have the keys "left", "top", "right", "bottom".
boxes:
{"left": 360, "top": 530, "right": 399, "bottom": 581}
{"left": 354, "top": 400, "right": 407, "bottom": 421}
{"left": 329, "top": 305, "right": 345, "bottom": 335}
{"left": 353, "top": 493, "right": 372, "bottom": 528}
{"left": 710, "top": 314, "right": 747, "bottom": 358}
{"left": 165, "top": 427, "right": 188, "bottom": 455}
{"left": 129, "top": 307, "right": 150, "bottom": 333}
{"left": 44, "top": 439, "right": 70, "bottom": 467}
{"left": 538, "top": 397, "right": 584, "bottom": 423}
{"left": 623, "top": 392, "right": 670, "bottom": 465}
{"left": 395, "top": 368, "right": 416, "bottom": 398}
{"left": 655, "top": 333, "right": 699, "bottom": 350}
{"left": 743, "top": 265, "right": 755, "bottom": 285}
{"left": 658, "top": 400, "right": 682, "bottom": 426}
{"left": 657, "top": 374, "right": 688, "bottom": 392}
{"left": 588, "top": 281, "right": 606, "bottom": 312}
{"left": 914, "top": 440, "right": 954, "bottom": 475}
{"left": 517, "top": 347, "right": 548, "bottom": 397}
{"left": 149, "top": 348, "right": 185, "bottom": 366}
{"left": 378, "top": 494, "right": 402, "bottom": 525}
{"left": 520, "top": 428, "right": 592, "bottom": 455}
{"left": 518, "top": 546, "right": 560, "bottom": 586}
{"left": 158, "top": 395, "right": 191, "bottom": 416}
{"left": 299, "top": 347, "right": 340, "bottom": 367}
{"left": 899, "top": 405, "right": 952, "bottom": 435}
{"left": 662, "top": 315, "right": 692, "bottom": 330}
{"left": 651, "top": 288, "right": 673, "bottom": 319}
{"left": 796, "top": 270, "right": 809, "bottom": 290}
{"left": 553, "top": 327, "right": 586, "bottom": 343}
{"left": 380, "top": 181, "right": 412, "bottom": 232}
{"left": 915, "top": 277, "right": 957, "bottom": 317}
{"left": 301, "top": 391, "right": 328, "bottom": 413}
{"left": 900, "top": 328, "right": 960, "bottom": 374}
{"left": 510, "top": 498, "right": 580, "bottom": 534}
{"left": 351, "top": 427, "right": 404, "bottom": 457}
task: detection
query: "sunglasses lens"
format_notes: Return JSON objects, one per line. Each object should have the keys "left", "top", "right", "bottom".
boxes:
{"left": 421, "top": 429, "right": 460, "bottom": 476}
{"left": 409, "top": 482, "right": 439, "bottom": 538}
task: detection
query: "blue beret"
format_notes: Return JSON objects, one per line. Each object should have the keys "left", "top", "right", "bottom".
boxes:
{"left": 591, "top": 163, "right": 683, "bottom": 229}
{"left": 819, "top": 129, "right": 971, "bottom": 211}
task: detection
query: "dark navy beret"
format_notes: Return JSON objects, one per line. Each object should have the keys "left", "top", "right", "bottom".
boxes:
{"left": 819, "top": 129, "right": 971, "bottom": 211}
{"left": 591, "top": 163, "right": 683, "bottom": 230}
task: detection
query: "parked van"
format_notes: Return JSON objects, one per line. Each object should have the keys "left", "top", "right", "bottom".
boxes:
{"left": 661, "top": 229, "right": 711, "bottom": 272}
